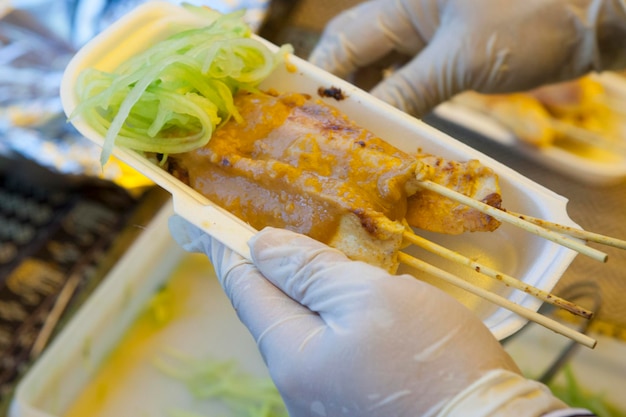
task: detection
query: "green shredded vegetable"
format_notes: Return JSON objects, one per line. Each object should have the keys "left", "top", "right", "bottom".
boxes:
{"left": 153, "top": 348, "right": 288, "bottom": 417}
{"left": 72, "top": 5, "right": 292, "bottom": 166}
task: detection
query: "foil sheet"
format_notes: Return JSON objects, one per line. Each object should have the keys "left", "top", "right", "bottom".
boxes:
{"left": 0, "top": 0, "right": 269, "bottom": 189}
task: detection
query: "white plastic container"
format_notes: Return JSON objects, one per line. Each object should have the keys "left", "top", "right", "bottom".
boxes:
{"left": 57, "top": 0, "right": 581, "bottom": 339}
{"left": 14, "top": 1, "right": 592, "bottom": 414}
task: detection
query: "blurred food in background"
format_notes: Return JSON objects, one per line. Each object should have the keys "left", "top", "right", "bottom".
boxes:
{"left": 452, "top": 74, "right": 626, "bottom": 157}
{"left": 432, "top": 72, "right": 626, "bottom": 185}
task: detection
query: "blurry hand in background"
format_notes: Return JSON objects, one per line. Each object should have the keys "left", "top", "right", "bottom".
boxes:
{"left": 309, "top": 0, "right": 626, "bottom": 118}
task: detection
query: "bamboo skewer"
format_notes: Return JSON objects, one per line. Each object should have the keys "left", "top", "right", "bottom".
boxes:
{"left": 401, "top": 230, "right": 594, "bottom": 319}
{"left": 397, "top": 252, "right": 597, "bottom": 349}
{"left": 505, "top": 211, "right": 626, "bottom": 250}
{"left": 416, "top": 180, "right": 608, "bottom": 262}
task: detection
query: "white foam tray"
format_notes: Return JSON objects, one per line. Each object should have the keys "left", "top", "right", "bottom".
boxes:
{"left": 57, "top": 0, "right": 582, "bottom": 340}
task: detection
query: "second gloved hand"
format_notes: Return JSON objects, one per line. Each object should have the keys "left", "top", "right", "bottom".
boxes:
{"left": 169, "top": 217, "right": 568, "bottom": 416}
{"left": 309, "top": 0, "right": 626, "bottom": 117}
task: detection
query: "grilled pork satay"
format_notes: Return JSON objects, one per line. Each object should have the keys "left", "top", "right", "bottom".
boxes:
{"left": 167, "top": 90, "right": 501, "bottom": 271}
{"left": 168, "top": 90, "right": 418, "bottom": 271}
{"left": 407, "top": 155, "right": 502, "bottom": 234}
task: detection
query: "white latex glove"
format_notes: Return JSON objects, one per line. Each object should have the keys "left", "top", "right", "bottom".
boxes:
{"left": 168, "top": 217, "right": 571, "bottom": 417}
{"left": 309, "top": 0, "right": 626, "bottom": 117}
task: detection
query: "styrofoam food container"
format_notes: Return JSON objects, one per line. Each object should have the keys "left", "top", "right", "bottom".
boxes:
{"left": 57, "top": 0, "right": 582, "bottom": 339}
{"left": 13, "top": 1, "right": 587, "bottom": 415}
{"left": 433, "top": 73, "right": 626, "bottom": 186}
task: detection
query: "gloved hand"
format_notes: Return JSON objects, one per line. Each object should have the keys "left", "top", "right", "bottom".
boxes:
{"left": 169, "top": 217, "right": 570, "bottom": 416}
{"left": 309, "top": 0, "right": 626, "bottom": 117}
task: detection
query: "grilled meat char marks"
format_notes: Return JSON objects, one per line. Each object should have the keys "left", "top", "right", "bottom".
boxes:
{"left": 407, "top": 155, "right": 502, "bottom": 235}
{"left": 167, "top": 90, "right": 501, "bottom": 271}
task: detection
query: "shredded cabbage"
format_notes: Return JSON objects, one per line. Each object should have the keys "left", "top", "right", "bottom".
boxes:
{"left": 153, "top": 348, "right": 288, "bottom": 417}
{"left": 72, "top": 6, "right": 292, "bottom": 166}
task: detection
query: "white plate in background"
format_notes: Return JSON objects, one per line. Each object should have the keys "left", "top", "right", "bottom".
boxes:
{"left": 433, "top": 73, "right": 626, "bottom": 186}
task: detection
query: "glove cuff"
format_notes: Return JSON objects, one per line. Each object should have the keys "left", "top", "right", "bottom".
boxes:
{"left": 435, "top": 369, "right": 568, "bottom": 417}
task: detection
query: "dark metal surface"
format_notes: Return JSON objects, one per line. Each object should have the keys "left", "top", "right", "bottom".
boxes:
{"left": 0, "top": 156, "right": 170, "bottom": 410}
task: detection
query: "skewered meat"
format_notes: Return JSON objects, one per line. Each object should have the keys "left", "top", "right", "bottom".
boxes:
{"left": 167, "top": 90, "right": 502, "bottom": 271}
{"left": 407, "top": 155, "right": 502, "bottom": 235}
